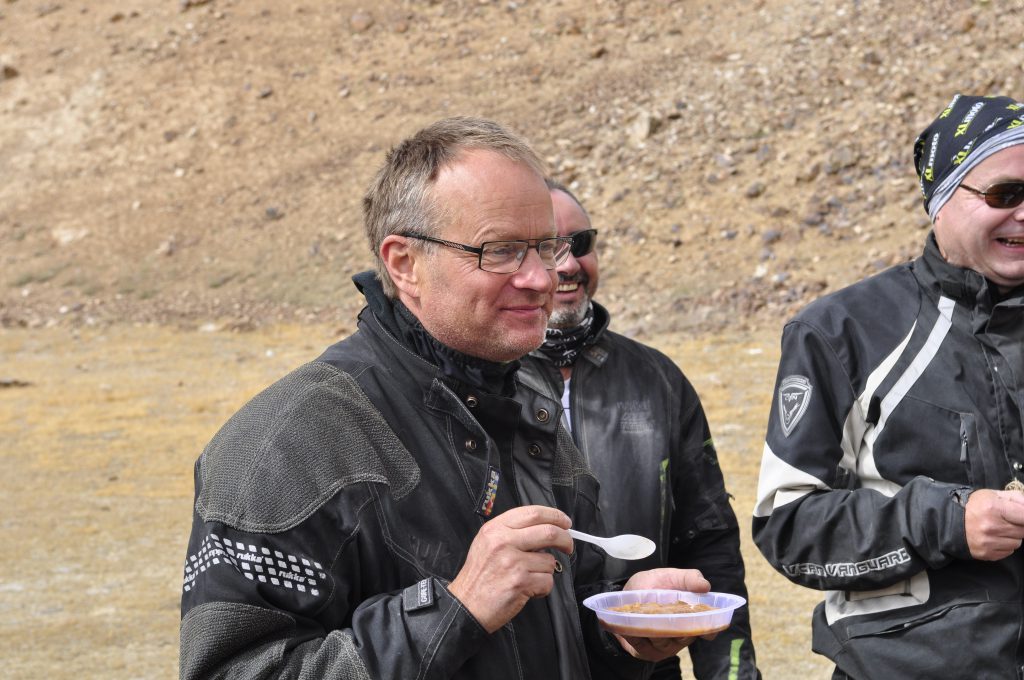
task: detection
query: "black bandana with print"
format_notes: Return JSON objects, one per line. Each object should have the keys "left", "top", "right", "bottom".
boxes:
{"left": 536, "top": 302, "right": 598, "bottom": 368}
{"left": 913, "top": 93, "right": 1024, "bottom": 218}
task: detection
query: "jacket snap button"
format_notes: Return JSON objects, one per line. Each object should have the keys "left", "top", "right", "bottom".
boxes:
{"left": 466, "top": 395, "right": 478, "bottom": 408}
{"left": 1015, "top": 462, "right": 1023, "bottom": 471}
{"left": 465, "top": 438, "right": 477, "bottom": 451}
{"left": 553, "top": 560, "right": 563, "bottom": 573}
{"left": 536, "top": 408, "right": 550, "bottom": 423}
{"left": 527, "top": 443, "right": 541, "bottom": 457}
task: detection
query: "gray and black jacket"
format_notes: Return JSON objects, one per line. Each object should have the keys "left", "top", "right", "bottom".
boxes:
{"left": 519, "top": 303, "right": 759, "bottom": 680}
{"left": 179, "top": 273, "right": 648, "bottom": 680}
{"left": 753, "top": 233, "right": 1024, "bottom": 679}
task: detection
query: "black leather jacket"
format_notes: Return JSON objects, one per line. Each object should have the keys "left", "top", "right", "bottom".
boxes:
{"left": 754, "top": 234, "right": 1024, "bottom": 678}
{"left": 519, "top": 303, "right": 759, "bottom": 680}
{"left": 179, "top": 274, "right": 647, "bottom": 680}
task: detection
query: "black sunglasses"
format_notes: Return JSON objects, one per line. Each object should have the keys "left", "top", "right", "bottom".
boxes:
{"left": 570, "top": 229, "right": 598, "bottom": 258}
{"left": 959, "top": 181, "right": 1024, "bottom": 209}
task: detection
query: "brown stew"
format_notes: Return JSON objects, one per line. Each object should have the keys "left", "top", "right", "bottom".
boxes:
{"left": 600, "top": 600, "right": 725, "bottom": 637}
{"left": 610, "top": 601, "right": 716, "bottom": 615}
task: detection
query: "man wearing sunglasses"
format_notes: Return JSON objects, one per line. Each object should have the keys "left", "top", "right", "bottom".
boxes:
{"left": 754, "top": 94, "right": 1024, "bottom": 679}
{"left": 179, "top": 117, "right": 712, "bottom": 680}
{"left": 518, "top": 180, "right": 760, "bottom": 680}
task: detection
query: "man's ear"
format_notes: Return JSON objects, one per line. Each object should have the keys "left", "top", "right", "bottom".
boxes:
{"left": 380, "top": 234, "right": 421, "bottom": 299}
{"left": 931, "top": 212, "right": 949, "bottom": 260}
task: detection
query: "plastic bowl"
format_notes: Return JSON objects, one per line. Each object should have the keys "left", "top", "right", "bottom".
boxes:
{"left": 582, "top": 589, "right": 746, "bottom": 638}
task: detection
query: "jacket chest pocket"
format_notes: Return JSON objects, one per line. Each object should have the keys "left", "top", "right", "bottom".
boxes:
{"left": 873, "top": 396, "right": 983, "bottom": 486}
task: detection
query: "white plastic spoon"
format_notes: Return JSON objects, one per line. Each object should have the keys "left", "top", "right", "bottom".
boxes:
{"left": 568, "top": 529, "right": 656, "bottom": 560}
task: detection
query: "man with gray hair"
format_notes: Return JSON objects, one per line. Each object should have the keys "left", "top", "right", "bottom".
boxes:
{"left": 179, "top": 116, "right": 711, "bottom": 680}
{"left": 753, "top": 94, "right": 1024, "bottom": 678}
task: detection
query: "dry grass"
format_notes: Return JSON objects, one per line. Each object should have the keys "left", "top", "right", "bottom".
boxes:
{"left": 0, "top": 324, "right": 831, "bottom": 678}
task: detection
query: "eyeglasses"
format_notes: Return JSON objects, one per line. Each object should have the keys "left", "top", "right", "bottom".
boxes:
{"left": 959, "top": 181, "right": 1024, "bottom": 209}
{"left": 399, "top": 232, "right": 573, "bottom": 274}
{"left": 569, "top": 229, "right": 598, "bottom": 258}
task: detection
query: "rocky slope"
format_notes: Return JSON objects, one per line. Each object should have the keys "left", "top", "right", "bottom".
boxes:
{"left": 2, "top": 0, "right": 1021, "bottom": 335}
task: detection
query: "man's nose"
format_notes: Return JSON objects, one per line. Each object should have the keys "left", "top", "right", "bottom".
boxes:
{"left": 556, "top": 250, "right": 580, "bottom": 277}
{"left": 513, "top": 246, "right": 557, "bottom": 291}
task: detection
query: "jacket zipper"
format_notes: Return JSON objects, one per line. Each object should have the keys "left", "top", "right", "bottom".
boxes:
{"left": 959, "top": 420, "right": 968, "bottom": 464}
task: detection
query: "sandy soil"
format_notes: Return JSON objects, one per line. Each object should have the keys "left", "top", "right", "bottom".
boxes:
{"left": 0, "top": 324, "right": 830, "bottom": 678}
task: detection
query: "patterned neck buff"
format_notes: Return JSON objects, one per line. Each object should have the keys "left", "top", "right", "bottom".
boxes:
{"left": 536, "top": 302, "right": 596, "bottom": 368}
{"left": 914, "top": 93, "right": 1024, "bottom": 220}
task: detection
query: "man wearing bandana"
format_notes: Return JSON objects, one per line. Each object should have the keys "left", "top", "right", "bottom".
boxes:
{"left": 518, "top": 180, "right": 760, "bottom": 680}
{"left": 753, "top": 94, "right": 1024, "bottom": 678}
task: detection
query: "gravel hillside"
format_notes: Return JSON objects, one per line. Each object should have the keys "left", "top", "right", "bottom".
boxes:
{"left": 2, "top": 0, "right": 1022, "bottom": 335}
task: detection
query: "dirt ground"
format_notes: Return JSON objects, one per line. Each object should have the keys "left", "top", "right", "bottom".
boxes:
{"left": 0, "top": 323, "right": 831, "bottom": 678}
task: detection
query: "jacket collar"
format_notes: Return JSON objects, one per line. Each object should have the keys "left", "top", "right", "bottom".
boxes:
{"left": 918, "top": 231, "right": 991, "bottom": 304}
{"left": 352, "top": 270, "right": 520, "bottom": 397}
{"left": 917, "top": 231, "right": 1024, "bottom": 312}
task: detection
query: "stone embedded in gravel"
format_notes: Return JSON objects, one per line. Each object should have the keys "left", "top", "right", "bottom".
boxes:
{"left": 825, "top": 147, "right": 859, "bottom": 174}
{"left": 795, "top": 162, "right": 821, "bottom": 183}
{"left": 746, "top": 182, "right": 766, "bottom": 198}
{"left": 802, "top": 211, "right": 824, "bottom": 226}
{"left": 155, "top": 238, "right": 176, "bottom": 256}
{"left": 756, "top": 145, "right": 775, "bottom": 163}
{"left": 265, "top": 207, "right": 284, "bottom": 221}
{"left": 629, "top": 113, "right": 661, "bottom": 145}
{"left": 350, "top": 10, "right": 375, "bottom": 32}
{"left": 954, "top": 11, "right": 976, "bottom": 33}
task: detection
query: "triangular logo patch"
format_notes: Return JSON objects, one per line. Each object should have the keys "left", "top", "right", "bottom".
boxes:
{"left": 779, "top": 375, "right": 813, "bottom": 437}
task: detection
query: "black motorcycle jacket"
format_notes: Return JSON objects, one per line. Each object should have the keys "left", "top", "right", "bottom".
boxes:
{"left": 179, "top": 274, "right": 648, "bottom": 680}
{"left": 519, "top": 302, "right": 759, "bottom": 680}
{"left": 754, "top": 234, "right": 1024, "bottom": 679}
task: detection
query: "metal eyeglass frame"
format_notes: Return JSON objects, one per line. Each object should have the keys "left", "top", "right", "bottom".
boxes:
{"left": 398, "top": 232, "right": 573, "bottom": 273}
